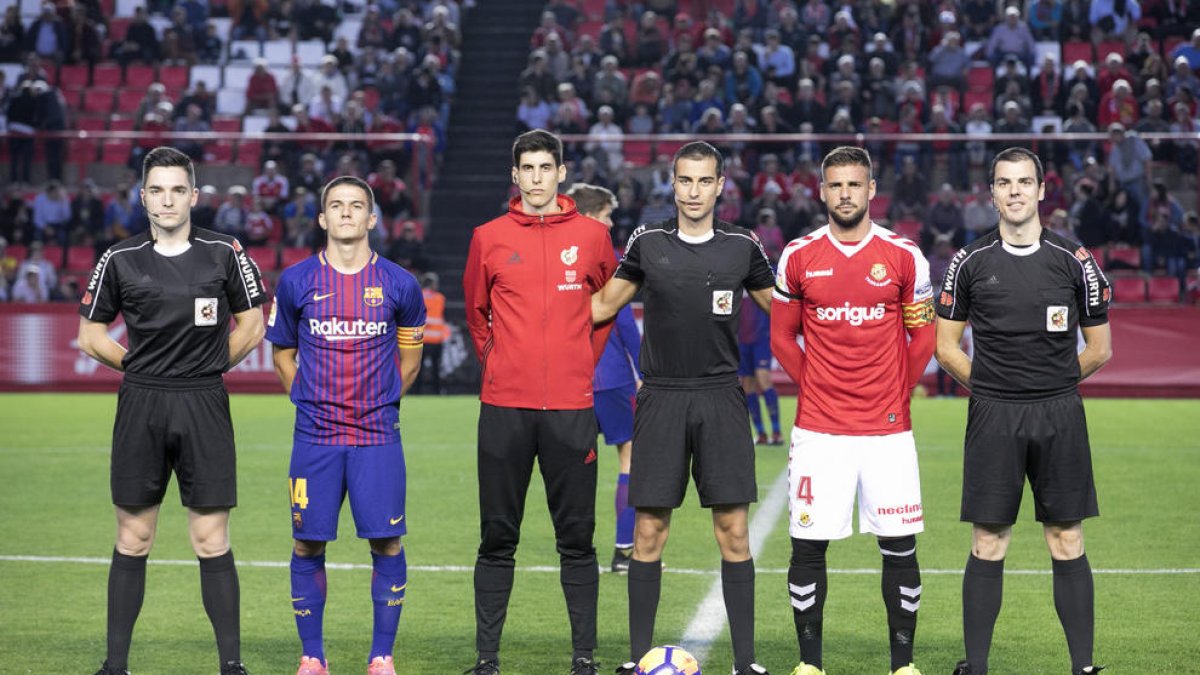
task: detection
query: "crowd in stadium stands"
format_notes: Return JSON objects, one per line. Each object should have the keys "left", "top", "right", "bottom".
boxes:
{"left": 516, "top": 0, "right": 1200, "bottom": 301}
{"left": 2, "top": 0, "right": 1200, "bottom": 303}
{"left": 0, "top": 0, "right": 465, "bottom": 298}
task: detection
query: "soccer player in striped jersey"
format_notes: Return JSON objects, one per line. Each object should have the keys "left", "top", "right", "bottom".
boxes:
{"left": 267, "top": 176, "right": 426, "bottom": 675}
{"left": 771, "top": 147, "right": 936, "bottom": 675}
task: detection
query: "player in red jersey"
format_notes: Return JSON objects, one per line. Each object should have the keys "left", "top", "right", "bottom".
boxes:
{"left": 770, "top": 147, "right": 936, "bottom": 675}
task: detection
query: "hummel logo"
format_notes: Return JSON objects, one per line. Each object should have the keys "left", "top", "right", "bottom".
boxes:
{"left": 507, "top": 252, "right": 522, "bottom": 264}
{"left": 313, "top": 291, "right": 336, "bottom": 301}
{"left": 389, "top": 515, "right": 405, "bottom": 525}
{"left": 390, "top": 584, "right": 407, "bottom": 593}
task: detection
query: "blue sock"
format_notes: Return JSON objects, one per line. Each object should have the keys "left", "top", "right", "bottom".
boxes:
{"left": 370, "top": 548, "right": 407, "bottom": 661}
{"left": 763, "top": 388, "right": 781, "bottom": 434}
{"left": 746, "top": 392, "right": 765, "bottom": 435}
{"left": 291, "top": 552, "right": 327, "bottom": 663}
{"left": 615, "top": 472, "right": 634, "bottom": 548}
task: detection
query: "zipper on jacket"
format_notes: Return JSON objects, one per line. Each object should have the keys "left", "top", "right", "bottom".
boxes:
{"left": 540, "top": 213, "right": 549, "bottom": 410}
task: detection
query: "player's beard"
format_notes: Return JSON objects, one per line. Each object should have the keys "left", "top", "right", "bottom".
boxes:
{"left": 827, "top": 202, "right": 868, "bottom": 231}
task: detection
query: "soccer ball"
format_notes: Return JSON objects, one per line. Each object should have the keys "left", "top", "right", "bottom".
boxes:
{"left": 635, "top": 645, "right": 702, "bottom": 675}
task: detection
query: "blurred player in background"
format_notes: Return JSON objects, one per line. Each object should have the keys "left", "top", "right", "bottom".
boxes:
{"left": 593, "top": 141, "right": 775, "bottom": 675}
{"left": 771, "top": 146, "right": 935, "bottom": 675}
{"left": 567, "top": 182, "right": 643, "bottom": 574}
{"left": 78, "top": 146, "right": 265, "bottom": 675}
{"left": 738, "top": 300, "right": 783, "bottom": 445}
{"left": 462, "top": 130, "right": 616, "bottom": 675}
{"left": 267, "top": 176, "right": 426, "bottom": 675}
{"left": 936, "top": 147, "right": 1112, "bottom": 675}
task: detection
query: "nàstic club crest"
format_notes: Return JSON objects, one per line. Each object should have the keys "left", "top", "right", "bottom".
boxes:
{"left": 870, "top": 263, "right": 888, "bottom": 282}
{"left": 561, "top": 245, "right": 579, "bottom": 265}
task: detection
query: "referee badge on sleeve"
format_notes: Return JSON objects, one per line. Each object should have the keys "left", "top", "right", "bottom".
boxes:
{"left": 712, "top": 290, "right": 733, "bottom": 315}
{"left": 195, "top": 298, "right": 219, "bottom": 326}
{"left": 1046, "top": 305, "right": 1068, "bottom": 332}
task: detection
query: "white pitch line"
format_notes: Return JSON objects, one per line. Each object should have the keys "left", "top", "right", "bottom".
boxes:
{"left": 1, "top": 555, "right": 1197, "bottom": 576}
{"left": 679, "top": 468, "right": 792, "bottom": 667}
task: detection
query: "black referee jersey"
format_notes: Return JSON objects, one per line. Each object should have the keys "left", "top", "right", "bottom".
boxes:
{"left": 935, "top": 228, "right": 1111, "bottom": 400}
{"left": 614, "top": 219, "right": 775, "bottom": 380}
{"left": 79, "top": 228, "right": 267, "bottom": 379}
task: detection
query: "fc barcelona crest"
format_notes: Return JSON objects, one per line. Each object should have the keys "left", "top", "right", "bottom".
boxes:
{"left": 364, "top": 286, "right": 384, "bottom": 307}
{"left": 870, "top": 263, "right": 888, "bottom": 281}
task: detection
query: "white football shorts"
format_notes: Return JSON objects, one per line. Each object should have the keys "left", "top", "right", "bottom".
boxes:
{"left": 787, "top": 427, "right": 925, "bottom": 540}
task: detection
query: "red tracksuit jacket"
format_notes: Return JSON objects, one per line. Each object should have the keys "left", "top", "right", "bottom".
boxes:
{"left": 464, "top": 195, "right": 616, "bottom": 410}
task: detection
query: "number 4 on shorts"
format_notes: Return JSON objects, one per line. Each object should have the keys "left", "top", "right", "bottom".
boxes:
{"left": 796, "top": 475, "right": 813, "bottom": 505}
{"left": 289, "top": 477, "right": 309, "bottom": 509}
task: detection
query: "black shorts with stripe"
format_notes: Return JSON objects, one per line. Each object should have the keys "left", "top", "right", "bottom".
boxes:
{"left": 629, "top": 375, "right": 758, "bottom": 509}
{"left": 961, "top": 393, "right": 1098, "bottom": 525}
{"left": 110, "top": 372, "right": 237, "bottom": 508}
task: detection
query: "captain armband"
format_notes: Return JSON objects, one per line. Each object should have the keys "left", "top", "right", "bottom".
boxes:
{"left": 396, "top": 325, "right": 425, "bottom": 349}
{"left": 902, "top": 298, "right": 935, "bottom": 328}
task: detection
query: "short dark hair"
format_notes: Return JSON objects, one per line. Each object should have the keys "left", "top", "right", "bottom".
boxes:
{"left": 820, "top": 145, "right": 873, "bottom": 181}
{"left": 143, "top": 146, "right": 195, "bottom": 186}
{"left": 320, "top": 175, "right": 376, "bottom": 212}
{"left": 989, "top": 146, "right": 1044, "bottom": 186}
{"left": 565, "top": 182, "right": 617, "bottom": 218}
{"left": 512, "top": 129, "right": 563, "bottom": 167}
{"left": 672, "top": 140, "right": 725, "bottom": 177}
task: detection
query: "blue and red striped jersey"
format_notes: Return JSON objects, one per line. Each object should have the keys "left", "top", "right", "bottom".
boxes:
{"left": 266, "top": 250, "right": 426, "bottom": 445}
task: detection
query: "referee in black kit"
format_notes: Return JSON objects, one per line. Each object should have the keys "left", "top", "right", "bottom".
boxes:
{"left": 77, "top": 147, "right": 266, "bottom": 675}
{"left": 593, "top": 141, "right": 775, "bottom": 675}
{"left": 935, "top": 147, "right": 1112, "bottom": 675}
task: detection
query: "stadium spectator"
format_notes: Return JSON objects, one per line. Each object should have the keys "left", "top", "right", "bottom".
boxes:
{"left": 192, "top": 185, "right": 218, "bottom": 232}
{"left": 755, "top": 28, "right": 796, "bottom": 86}
{"left": 862, "top": 57, "right": 898, "bottom": 120}
{"left": 546, "top": 0, "right": 579, "bottom": 33}
{"left": 634, "top": 11, "right": 668, "bottom": 66}
{"left": 242, "top": 197, "right": 276, "bottom": 246}
{"left": 312, "top": 54, "right": 349, "bottom": 102}
{"left": 926, "top": 183, "right": 966, "bottom": 249}
{"left": 1168, "top": 55, "right": 1200, "bottom": 101}
{"left": 1170, "top": 101, "right": 1200, "bottom": 178}
{"left": 196, "top": 21, "right": 224, "bottom": 63}
{"left": 308, "top": 84, "right": 344, "bottom": 126}
{"left": 890, "top": 156, "right": 929, "bottom": 222}
{"left": 586, "top": 105, "right": 625, "bottom": 173}
{"left": 6, "top": 81, "right": 35, "bottom": 186}
{"left": 31, "top": 180, "right": 71, "bottom": 246}
{"left": 25, "top": 2, "right": 67, "bottom": 64}
{"left": 1089, "top": 0, "right": 1141, "bottom": 42}
{"left": 20, "top": 240, "right": 58, "bottom": 299}
{"left": 160, "top": 6, "right": 198, "bottom": 66}
{"left": 1028, "top": 0, "right": 1064, "bottom": 40}
{"left": 280, "top": 57, "right": 320, "bottom": 112}
{"left": 0, "top": 235, "right": 17, "bottom": 290}
{"left": 291, "top": 151, "right": 327, "bottom": 195}
{"left": 1032, "top": 54, "right": 1063, "bottom": 114}
{"left": 825, "top": 80, "right": 862, "bottom": 129}
{"left": 230, "top": 0, "right": 268, "bottom": 42}
{"left": 891, "top": 6, "right": 927, "bottom": 61}
{"left": 246, "top": 59, "right": 280, "bottom": 113}
{"left": 1136, "top": 99, "right": 1173, "bottom": 158}
{"left": 530, "top": 10, "right": 567, "bottom": 50}
{"left": 994, "top": 100, "right": 1032, "bottom": 144}
{"left": 367, "top": 159, "right": 413, "bottom": 221}
{"left": 66, "top": 4, "right": 104, "bottom": 66}
{"left": 929, "top": 104, "right": 968, "bottom": 190}
{"left": 987, "top": 6, "right": 1036, "bottom": 69}
{"left": 517, "top": 86, "right": 553, "bottom": 132}
{"left": 176, "top": 80, "right": 215, "bottom": 122}
{"left": 928, "top": 31, "right": 970, "bottom": 94}
{"left": 0, "top": 6, "right": 25, "bottom": 62}
{"left": 214, "top": 185, "right": 250, "bottom": 241}
{"left": 1144, "top": 179, "right": 1185, "bottom": 231}
{"left": 385, "top": 219, "right": 428, "bottom": 273}
{"left": 11, "top": 265, "right": 49, "bottom": 303}
{"left": 69, "top": 179, "right": 105, "bottom": 247}
{"left": 252, "top": 160, "right": 290, "bottom": 214}
{"left": 112, "top": 6, "right": 161, "bottom": 66}
{"left": 725, "top": 50, "right": 764, "bottom": 109}
{"left": 1180, "top": 211, "right": 1200, "bottom": 271}
{"left": 281, "top": 187, "right": 317, "bottom": 248}
{"left": 1106, "top": 122, "right": 1153, "bottom": 227}
{"left": 172, "top": 104, "right": 210, "bottom": 160}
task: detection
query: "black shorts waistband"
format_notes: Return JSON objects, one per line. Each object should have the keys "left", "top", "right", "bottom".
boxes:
{"left": 970, "top": 390, "right": 1080, "bottom": 404}
{"left": 642, "top": 374, "right": 739, "bottom": 390}
{"left": 123, "top": 372, "right": 224, "bottom": 391}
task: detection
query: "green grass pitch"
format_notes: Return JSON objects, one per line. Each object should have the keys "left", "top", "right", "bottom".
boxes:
{"left": 1, "top": 394, "right": 1198, "bottom": 674}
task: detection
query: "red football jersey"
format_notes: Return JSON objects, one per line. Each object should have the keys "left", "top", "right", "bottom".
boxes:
{"left": 775, "top": 224, "right": 933, "bottom": 435}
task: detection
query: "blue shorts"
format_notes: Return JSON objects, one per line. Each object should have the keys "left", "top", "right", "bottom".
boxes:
{"left": 737, "top": 332, "right": 772, "bottom": 376}
{"left": 595, "top": 383, "right": 636, "bottom": 446}
{"left": 288, "top": 439, "right": 407, "bottom": 541}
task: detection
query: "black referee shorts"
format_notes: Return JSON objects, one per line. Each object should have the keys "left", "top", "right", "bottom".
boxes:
{"left": 961, "top": 393, "right": 1099, "bottom": 525}
{"left": 111, "top": 373, "right": 237, "bottom": 509}
{"left": 629, "top": 376, "right": 758, "bottom": 509}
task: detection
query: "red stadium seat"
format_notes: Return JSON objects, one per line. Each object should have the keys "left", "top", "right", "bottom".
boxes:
{"left": 1110, "top": 274, "right": 1146, "bottom": 303}
{"left": 115, "top": 89, "right": 144, "bottom": 113}
{"left": 1097, "top": 40, "right": 1126, "bottom": 62}
{"left": 966, "top": 66, "right": 993, "bottom": 93}
{"left": 360, "top": 86, "right": 381, "bottom": 112}
{"left": 577, "top": 20, "right": 604, "bottom": 40}
{"left": 69, "top": 138, "right": 100, "bottom": 163}
{"left": 100, "top": 140, "right": 132, "bottom": 164}
{"left": 108, "top": 115, "right": 135, "bottom": 131}
{"left": 212, "top": 116, "right": 242, "bottom": 132}
{"left": 247, "top": 246, "right": 278, "bottom": 270}
{"left": 42, "top": 245, "right": 65, "bottom": 268}
{"left": 1147, "top": 275, "right": 1181, "bottom": 303}
{"left": 1061, "top": 41, "right": 1093, "bottom": 65}
{"left": 8, "top": 244, "right": 27, "bottom": 262}
{"left": 962, "top": 90, "right": 992, "bottom": 114}
{"left": 237, "top": 141, "right": 262, "bottom": 167}
{"left": 124, "top": 64, "right": 156, "bottom": 89}
{"left": 204, "top": 141, "right": 235, "bottom": 163}
{"left": 58, "top": 86, "right": 84, "bottom": 109}
{"left": 281, "top": 247, "right": 311, "bottom": 269}
{"left": 107, "top": 18, "right": 131, "bottom": 42}
{"left": 869, "top": 194, "right": 891, "bottom": 221}
{"left": 1105, "top": 246, "right": 1141, "bottom": 269}
{"left": 655, "top": 140, "right": 685, "bottom": 158}
{"left": 81, "top": 89, "right": 115, "bottom": 114}
{"left": 66, "top": 246, "right": 98, "bottom": 272}
{"left": 891, "top": 219, "right": 922, "bottom": 241}
{"left": 580, "top": 0, "right": 605, "bottom": 20}
{"left": 159, "top": 65, "right": 189, "bottom": 92}
{"left": 76, "top": 116, "right": 107, "bottom": 132}
{"left": 624, "top": 140, "right": 653, "bottom": 166}
{"left": 92, "top": 63, "right": 122, "bottom": 88}
{"left": 58, "top": 64, "right": 90, "bottom": 88}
